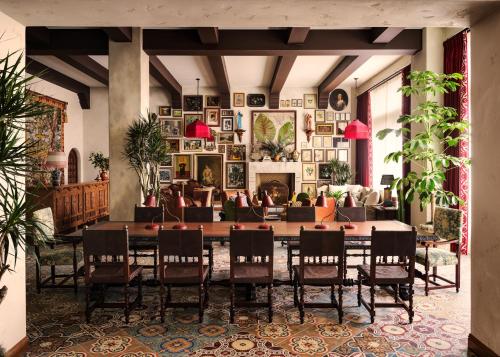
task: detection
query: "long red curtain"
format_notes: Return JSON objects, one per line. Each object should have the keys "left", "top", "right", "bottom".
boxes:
{"left": 443, "top": 30, "right": 469, "bottom": 254}
{"left": 355, "top": 92, "right": 372, "bottom": 187}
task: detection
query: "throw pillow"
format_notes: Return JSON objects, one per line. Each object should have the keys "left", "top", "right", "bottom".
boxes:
{"left": 364, "top": 191, "right": 380, "bottom": 206}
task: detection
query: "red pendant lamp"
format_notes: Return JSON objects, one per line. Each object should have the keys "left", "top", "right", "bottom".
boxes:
{"left": 344, "top": 78, "right": 369, "bottom": 140}
{"left": 184, "top": 78, "right": 211, "bottom": 139}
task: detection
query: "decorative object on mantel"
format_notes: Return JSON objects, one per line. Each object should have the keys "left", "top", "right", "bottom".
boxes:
{"left": 260, "top": 140, "right": 287, "bottom": 162}
{"left": 46, "top": 151, "right": 66, "bottom": 186}
{"left": 250, "top": 145, "right": 261, "bottom": 162}
{"left": 291, "top": 149, "right": 300, "bottom": 162}
{"left": 247, "top": 93, "right": 265, "bottom": 107}
{"left": 89, "top": 151, "right": 109, "bottom": 181}
{"left": 234, "top": 111, "right": 246, "bottom": 143}
{"left": 304, "top": 113, "right": 314, "bottom": 143}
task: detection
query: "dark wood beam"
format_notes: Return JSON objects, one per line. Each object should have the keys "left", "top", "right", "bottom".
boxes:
{"left": 149, "top": 55, "right": 182, "bottom": 109}
{"left": 197, "top": 27, "right": 219, "bottom": 44}
{"left": 371, "top": 27, "right": 405, "bottom": 43}
{"left": 26, "top": 57, "right": 90, "bottom": 109}
{"left": 288, "top": 27, "right": 310, "bottom": 44}
{"left": 26, "top": 27, "right": 108, "bottom": 55}
{"left": 102, "top": 27, "right": 133, "bottom": 42}
{"left": 269, "top": 56, "right": 297, "bottom": 109}
{"left": 143, "top": 29, "right": 422, "bottom": 56}
{"left": 317, "top": 55, "right": 370, "bottom": 109}
{"left": 55, "top": 55, "right": 108, "bottom": 85}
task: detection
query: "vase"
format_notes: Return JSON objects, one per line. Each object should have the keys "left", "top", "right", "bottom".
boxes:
{"left": 292, "top": 150, "right": 299, "bottom": 162}
{"left": 273, "top": 154, "right": 281, "bottom": 161}
{"left": 51, "top": 169, "right": 62, "bottom": 187}
{"left": 100, "top": 171, "right": 109, "bottom": 181}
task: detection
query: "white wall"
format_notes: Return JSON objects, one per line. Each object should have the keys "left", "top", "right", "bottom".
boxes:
{"left": 0, "top": 10, "right": 27, "bottom": 352}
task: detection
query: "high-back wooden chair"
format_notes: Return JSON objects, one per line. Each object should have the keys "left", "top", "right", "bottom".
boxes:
{"left": 83, "top": 226, "right": 143, "bottom": 323}
{"left": 158, "top": 226, "right": 209, "bottom": 323}
{"left": 338, "top": 206, "right": 369, "bottom": 272}
{"left": 229, "top": 226, "right": 274, "bottom": 323}
{"left": 357, "top": 227, "right": 417, "bottom": 323}
{"left": 236, "top": 206, "right": 265, "bottom": 222}
{"left": 293, "top": 227, "right": 345, "bottom": 323}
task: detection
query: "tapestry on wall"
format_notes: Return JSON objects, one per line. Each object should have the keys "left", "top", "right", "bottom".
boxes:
{"left": 25, "top": 91, "right": 66, "bottom": 187}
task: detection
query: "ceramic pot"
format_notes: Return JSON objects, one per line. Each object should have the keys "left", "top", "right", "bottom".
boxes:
{"left": 100, "top": 171, "right": 109, "bottom": 181}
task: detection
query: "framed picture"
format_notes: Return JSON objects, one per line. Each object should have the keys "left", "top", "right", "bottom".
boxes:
{"left": 204, "top": 107, "right": 220, "bottom": 127}
{"left": 335, "top": 113, "right": 341, "bottom": 121}
{"left": 174, "top": 154, "right": 192, "bottom": 179}
{"left": 165, "top": 139, "right": 180, "bottom": 153}
{"left": 301, "top": 149, "right": 312, "bottom": 162}
{"left": 205, "top": 140, "right": 216, "bottom": 151}
{"left": 345, "top": 113, "right": 351, "bottom": 121}
{"left": 160, "top": 154, "right": 173, "bottom": 166}
{"left": 226, "top": 162, "right": 246, "bottom": 189}
{"left": 333, "top": 138, "right": 350, "bottom": 148}
{"left": 337, "top": 121, "right": 349, "bottom": 135}
{"left": 315, "top": 110, "right": 325, "bottom": 122}
{"left": 316, "top": 123, "right": 334, "bottom": 135}
{"left": 233, "top": 93, "right": 245, "bottom": 107}
{"left": 301, "top": 141, "right": 308, "bottom": 149}
{"left": 218, "top": 144, "right": 225, "bottom": 153}
{"left": 159, "top": 167, "right": 172, "bottom": 183}
{"left": 301, "top": 182, "right": 317, "bottom": 198}
{"left": 206, "top": 95, "right": 220, "bottom": 107}
{"left": 329, "top": 88, "right": 349, "bottom": 111}
{"left": 183, "top": 95, "right": 203, "bottom": 111}
{"left": 317, "top": 180, "right": 331, "bottom": 188}
{"left": 314, "top": 149, "right": 325, "bottom": 162}
{"left": 161, "top": 118, "right": 182, "bottom": 137}
{"left": 302, "top": 163, "right": 317, "bottom": 180}
{"left": 326, "top": 111, "right": 335, "bottom": 122}
{"left": 312, "top": 136, "right": 322, "bottom": 148}
{"left": 184, "top": 113, "right": 203, "bottom": 135}
{"left": 219, "top": 132, "right": 234, "bottom": 144}
{"left": 172, "top": 109, "right": 183, "bottom": 117}
{"left": 247, "top": 94, "right": 265, "bottom": 107}
{"left": 221, "top": 109, "right": 234, "bottom": 116}
{"left": 280, "top": 100, "right": 285, "bottom": 107}
{"left": 323, "top": 136, "right": 333, "bottom": 148}
{"left": 297, "top": 99, "right": 303, "bottom": 107}
{"left": 285, "top": 99, "right": 290, "bottom": 107}
{"left": 159, "top": 105, "right": 171, "bottom": 116}
{"left": 318, "top": 163, "right": 331, "bottom": 179}
{"left": 251, "top": 110, "right": 297, "bottom": 150}
{"left": 326, "top": 149, "right": 336, "bottom": 161}
{"left": 195, "top": 154, "right": 223, "bottom": 188}
{"left": 303, "top": 94, "right": 317, "bottom": 109}
{"left": 338, "top": 149, "right": 349, "bottom": 162}
{"left": 291, "top": 99, "right": 297, "bottom": 107}
{"left": 221, "top": 116, "right": 234, "bottom": 131}
{"left": 183, "top": 138, "right": 203, "bottom": 152}
{"left": 226, "top": 144, "right": 246, "bottom": 161}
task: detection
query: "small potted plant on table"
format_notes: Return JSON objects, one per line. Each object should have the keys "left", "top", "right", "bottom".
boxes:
{"left": 89, "top": 151, "right": 110, "bottom": 181}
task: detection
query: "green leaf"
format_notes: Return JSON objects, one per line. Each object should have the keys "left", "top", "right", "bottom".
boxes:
{"left": 277, "top": 121, "right": 294, "bottom": 145}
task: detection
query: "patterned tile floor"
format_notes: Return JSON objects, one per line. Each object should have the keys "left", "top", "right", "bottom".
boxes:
{"left": 26, "top": 243, "right": 471, "bottom": 356}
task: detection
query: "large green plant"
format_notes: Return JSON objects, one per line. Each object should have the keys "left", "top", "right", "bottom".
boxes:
{"left": 328, "top": 159, "right": 352, "bottom": 185}
{"left": 377, "top": 70, "right": 470, "bottom": 218}
{"left": 123, "top": 112, "right": 168, "bottom": 203}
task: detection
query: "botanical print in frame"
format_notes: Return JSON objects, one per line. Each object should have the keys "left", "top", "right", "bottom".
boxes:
{"left": 226, "top": 144, "right": 246, "bottom": 161}
{"left": 184, "top": 113, "right": 203, "bottom": 135}
{"left": 251, "top": 110, "right": 297, "bottom": 151}
{"left": 204, "top": 107, "right": 221, "bottom": 127}
{"left": 165, "top": 139, "right": 180, "bottom": 153}
{"left": 318, "top": 163, "right": 331, "bottom": 180}
{"left": 221, "top": 117, "right": 234, "bottom": 131}
{"left": 316, "top": 123, "right": 334, "bottom": 135}
{"left": 161, "top": 118, "right": 182, "bottom": 137}
{"left": 301, "top": 182, "right": 317, "bottom": 198}
{"left": 326, "top": 149, "right": 336, "bottom": 161}
{"left": 323, "top": 136, "right": 333, "bottom": 148}
{"left": 315, "top": 110, "right": 325, "bottom": 122}
{"left": 183, "top": 139, "right": 203, "bottom": 152}
{"left": 302, "top": 163, "right": 317, "bottom": 181}
{"left": 159, "top": 167, "right": 172, "bottom": 183}
{"left": 219, "top": 132, "right": 234, "bottom": 144}
{"left": 206, "top": 95, "right": 220, "bottom": 107}
{"left": 312, "top": 136, "right": 322, "bottom": 148}
{"left": 195, "top": 154, "right": 223, "bottom": 188}
{"left": 226, "top": 162, "right": 246, "bottom": 189}
{"left": 301, "top": 149, "right": 312, "bottom": 162}
{"left": 303, "top": 94, "right": 317, "bottom": 109}
{"left": 233, "top": 93, "right": 245, "bottom": 107}
{"left": 314, "top": 149, "right": 325, "bottom": 162}
{"left": 183, "top": 95, "right": 203, "bottom": 111}
{"left": 337, "top": 149, "right": 349, "bottom": 162}
{"left": 326, "top": 111, "right": 335, "bottom": 122}
{"left": 158, "top": 105, "right": 171, "bottom": 116}
{"left": 174, "top": 154, "right": 192, "bottom": 179}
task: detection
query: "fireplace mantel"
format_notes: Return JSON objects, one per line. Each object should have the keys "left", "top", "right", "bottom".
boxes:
{"left": 248, "top": 161, "right": 302, "bottom": 195}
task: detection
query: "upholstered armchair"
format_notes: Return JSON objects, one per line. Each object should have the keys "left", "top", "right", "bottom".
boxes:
{"left": 415, "top": 206, "right": 463, "bottom": 295}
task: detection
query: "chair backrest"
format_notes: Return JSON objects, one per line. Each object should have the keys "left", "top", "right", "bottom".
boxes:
{"left": 134, "top": 205, "right": 165, "bottom": 223}
{"left": 370, "top": 226, "right": 417, "bottom": 280}
{"left": 434, "top": 206, "right": 463, "bottom": 242}
{"left": 82, "top": 226, "right": 130, "bottom": 283}
{"left": 299, "top": 227, "right": 345, "bottom": 280}
{"left": 287, "top": 206, "right": 315, "bottom": 222}
{"left": 184, "top": 206, "right": 214, "bottom": 222}
{"left": 229, "top": 227, "right": 274, "bottom": 279}
{"left": 236, "top": 206, "right": 265, "bottom": 222}
{"left": 158, "top": 226, "right": 204, "bottom": 282}
{"left": 33, "top": 207, "right": 55, "bottom": 240}
{"left": 336, "top": 207, "right": 366, "bottom": 222}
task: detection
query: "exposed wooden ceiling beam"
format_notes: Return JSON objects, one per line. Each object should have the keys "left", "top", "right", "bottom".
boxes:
{"left": 102, "top": 27, "right": 133, "bottom": 42}
{"left": 149, "top": 55, "right": 182, "bottom": 109}
{"left": 317, "top": 55, "right": 371, "bottom": 109}
{"left": 143, "top": 29, "right": 422, "bottom": 56}
{"left": 197, "top": 27, "right": 219, "bottom": 45}
{"left": 55, "top": 55, "right": 108, "bottom": 85}
{"left": 269, "top": 56, "right": 297, "bottom": 109}
{"left": 371, "top": 27, "right": 405, "bottom": 43}
{"left": 287, "top": 27, "right": 310, "bottom": 44}
{"left": 26, "top": 57, "right": 90, "bottom": 109}
{"left": 27, "top": 27, "right": 108, "bottom": 55}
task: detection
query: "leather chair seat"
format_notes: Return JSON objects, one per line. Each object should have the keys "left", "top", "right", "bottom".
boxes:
{"left": 164, "top": 264, "right": 209, "bottom": 283}
{"left": 293, "top": 265, "right": 340, "bottom": 284}
{"left": 90, "top": 264, "right": 143, "bottom": 284}
{"left": 232, "top": 264, "right": 272, "bottom": 283}
{"left": 358, "top": 264, "right": 408, "bottom": 280}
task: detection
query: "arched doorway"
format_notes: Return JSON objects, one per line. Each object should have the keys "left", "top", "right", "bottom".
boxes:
{"left": 67, "top": 148, "right": 79, "bottom": 184}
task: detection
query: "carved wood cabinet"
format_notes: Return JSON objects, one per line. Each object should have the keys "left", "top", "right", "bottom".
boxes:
{"left": 30, "top": 181, "right": 109, "bottom": 233}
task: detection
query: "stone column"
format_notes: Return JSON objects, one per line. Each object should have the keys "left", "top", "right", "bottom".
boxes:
{"left": 108, "top": 28, "right": 149, "bottom": 220}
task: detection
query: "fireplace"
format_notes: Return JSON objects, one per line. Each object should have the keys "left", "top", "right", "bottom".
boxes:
{"left": 256, "top": 173, "right": 294, "bottom": 204}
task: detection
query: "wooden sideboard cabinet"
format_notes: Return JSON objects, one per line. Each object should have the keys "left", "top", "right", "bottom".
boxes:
{"left": 29, "top": 181, "right": 109, "bottom": 233}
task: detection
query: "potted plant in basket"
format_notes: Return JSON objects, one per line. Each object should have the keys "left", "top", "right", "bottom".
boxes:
{"left": 89, "top": 151, "right": 109, "bottom": 181}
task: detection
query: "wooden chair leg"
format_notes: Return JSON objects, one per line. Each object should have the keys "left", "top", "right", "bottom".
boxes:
{"left": 408, "top": 283, "right": 414, "bottom": 323}
{"left": 357, "top": 272, "right": 362, "bottom": 307}
{"left": 85, "top": 284, "right": 92, "bottom": 323}
{"left": 160, "top": 282, "right": 165, "bottom": 323}
{"left": 455, "top": 263, "right": 460, "bottom": 293}
{"left": 330, "top": 284, "right": 335, "bottom": 304}
{"left": 204, "top": 279, "right": 209, "bottom": 307}
{"left": 35, "top": 261, "right": 41, "bottom": 294}
{"left": 425, "top": 264, "right": 430, "bottom": 296}
{"left": 369, "top": 284, "right": 375, "bottom": 323}
{"left": 287, "top": 247, "right": 293, "bottom": 282}
{"left": 230, "top": 283, "right": 235, "bottom": 323}
{"left": 432, "top": 266, "right": 438, "bottom": 282}
{"left": 167, "top": 284, "right": 172, "bottom": 303}
{"left": 51, "top": 265, "right": 56, "bottom": 285}
{"left": 138, "top": 273, "right": 143, "bottom": 305}
{"left": 299, "top": 284, "right": 305, "bottom": 324}
{"left": 394, "top": 284, "right": 398, "bottom": 303}
{"left": 268, "top": 284, "right": 273, "bottom": 323}
{"left": 208, "top": 246, "right": 214, "bottom": 280}
{"left": 124, "top": 283, "right": 130, "bottom": 324}
{"left": 198, "top": 283, "right": 204, "bottom": 323}
{"left": 338, "top": 284, "right": 343, "bottom": 324}
{"left": 72, "top": 253, "right": 78, "bottom": 294}
{"left": 293, "top": 274, "right": 298, "bottom": 307}
{"left": 133, "top": 249, "right": 137, "bottom": 265}
{"left": 153, "top": 248, "right": 158, "bottom": 280}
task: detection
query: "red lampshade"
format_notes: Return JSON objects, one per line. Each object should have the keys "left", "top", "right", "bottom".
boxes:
{"left": 261, "top": 190, "right": 274, "bottom": 208}
{"left": 176, "top": 191, "right": 186, "bottom": 208}
{"left": 46, "top": 151, "right": 67, "bottom": 169}
{"left": 235, "top": 192, "right": 247, "bottom": 208}
{"left": 315, "top": 191, "right": 328, "bottom": 208}
{"left": 343, "top": 191, "right": 356, "bottom": 207}
{"left": 344, "top": 119, "right": 369, "bottom": 140}
{"left": 185, "top": 119, "right": 211, "bottom": 138}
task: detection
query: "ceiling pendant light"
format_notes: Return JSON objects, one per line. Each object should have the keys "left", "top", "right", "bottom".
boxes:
{"left": 185, "top": 78, "right": 211, "bottom": 139}
{"left": 344, "top": 77, "right": 369, "bottom": 140}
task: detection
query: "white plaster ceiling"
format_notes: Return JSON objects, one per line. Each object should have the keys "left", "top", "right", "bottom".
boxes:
{"left": 157, "top": 56, "right": 216, "bottom": 88}
{"left": 345, "top": 55, "right": 404, "bottom": 87}
{"left": 225, "top": 56, "right": 277, "bottom": 88}
{"left": 0, "top": 0, "right": 495, "bottom": 27}
{"left": 284, "top": 56, "right": 342, "bottom": 88}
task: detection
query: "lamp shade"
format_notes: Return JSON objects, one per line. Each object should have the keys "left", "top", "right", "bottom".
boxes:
{"left": 185, "top": 119, "right": 211, "bottom": 138}
{"left": 235, "top": 192, "right": 248, "bottom": 208}
{"left": 46, "top": 151, "right": 67, "bottom": 169}
{"left": 380, "top": 174, "right": 395, "bottom": 186}
{"left": 261, "top": 190, "right": 274, "bottom": 208}
{"left": 315, "top": 191, "right": 328, "bottom": 207}
{"left": 344, "top": 119, "right": 369, "bottom": 140}
{"left": 175, "top": 191, "right": 186, "bottom": 208}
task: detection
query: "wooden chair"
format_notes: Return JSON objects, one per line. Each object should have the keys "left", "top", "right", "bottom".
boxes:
{"left": 415, "top": 207, "right": 463, "bottom": 295}
{"left": 229, "top": 226, "right": 274, "bottom": 323}
{"left": 293, "top": 227, "right": 345, "bottom": 323}
{"left": 184, "top": 206, "right": 215, "bottom": 279}
{"left": 236, "top": 206, "right": 265, "bottom": 222}
{"left": 132, "top": 205, "right": 164, "bottom": 279}
{"left": 286, "top": 206, "right": 316, "bottom": 281}
{"left": 337, "top": 207, "right": 369, "bottom": 274}
{"left": 83, "top": 226, "right": 143, "bottom": 323}
{"left": 158, "top": 226, "right": 209, "bottom": 323}
{"left": 357, "top": 227, "right": 417, "bottom": 323}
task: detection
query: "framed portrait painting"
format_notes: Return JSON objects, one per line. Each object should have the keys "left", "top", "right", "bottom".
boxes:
{"left": 251, "top": 110, "right": 296, "bottom": 151}
{"left": 226, "top": 162, "right": 246, "bottom": 189}
{"left": 204, "top": 107, "right": 220, "bottom": 127}
{"left": 174, "top": 154, "right": 192, "bottom": 179}
{"left": 329, "top": 88, "right": 349, "bottom": 111}
{"left": 301, "top": 182, "right": 317, "bottom": 198}
{"left": 195, "top": 154, "right": 223, "bottom": 188}
{"left": 233, "top": 93, "right": 245, "bottom": 107}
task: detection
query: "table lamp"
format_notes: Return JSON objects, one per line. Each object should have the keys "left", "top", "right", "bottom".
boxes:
{"left": 314, "top": 191, "right": 331, "bottom": 229}
{"left": 380, "top": 174, "right": 395, "bottom": 202}
{"left": 259, "top": 190, "right": 274, "bottom": 229}
{"left": 46, "top": 151, "right": 66, "bottom": 186}
{"left": 164, "top": 191, "right": 187, "bottom": 230}
{"left": 234, "top": 192, "right": 247, "bottom": 230}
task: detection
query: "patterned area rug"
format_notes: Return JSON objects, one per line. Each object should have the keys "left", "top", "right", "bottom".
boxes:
{"left": 26, "top": 242, "right": 471, "bottom": 356}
